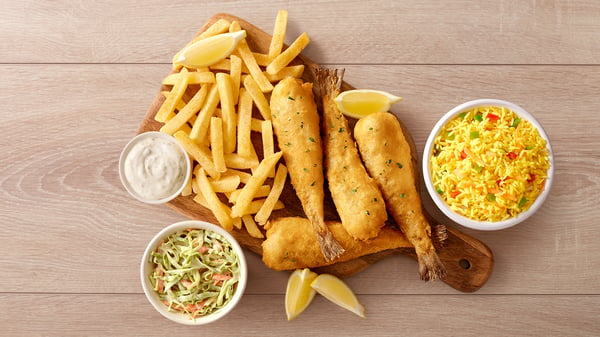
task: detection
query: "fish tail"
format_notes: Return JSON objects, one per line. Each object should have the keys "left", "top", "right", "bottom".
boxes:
{"left": 417, "top": 250, "right": 447, "bottom": 281}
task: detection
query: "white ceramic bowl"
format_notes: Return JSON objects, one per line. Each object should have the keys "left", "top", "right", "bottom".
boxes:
{"left": 140, "top": 220, "right": 247, "bottom": 325}
{"left": 422, "top": 99, "right": 554, "bottom": 230}
{"left": 119, "top": 131, "right": 191, "bottom": 204}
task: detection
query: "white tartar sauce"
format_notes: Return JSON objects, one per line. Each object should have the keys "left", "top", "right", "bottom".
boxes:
{"left": 123, "top": 135, "right": 186, "bottom": 201}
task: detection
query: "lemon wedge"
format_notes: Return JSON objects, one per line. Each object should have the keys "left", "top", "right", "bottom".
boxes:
{"left": 285, "top": 268, "right": 318, "bottom": 320}
{"left": 173, "top": 30, "right": 247, "bottom": 68}
{"left": 310, "top": 274, "right": 366, "bottom": 318}
{"left": 334, "top": 89, "right": 402, "bottom": 119}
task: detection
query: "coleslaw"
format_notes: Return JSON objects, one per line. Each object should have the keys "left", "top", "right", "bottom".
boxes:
{"left": 148, "top": 228, "right": 241, "bottom": 319}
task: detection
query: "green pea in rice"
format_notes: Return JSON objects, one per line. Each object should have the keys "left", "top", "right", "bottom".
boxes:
{"left": 430, "top": 106, "right": 550, "bottom": 222}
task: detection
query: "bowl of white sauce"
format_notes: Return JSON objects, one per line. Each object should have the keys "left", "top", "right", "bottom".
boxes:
{"left": 119, "top": 131, "right": 191, "bottom": 204}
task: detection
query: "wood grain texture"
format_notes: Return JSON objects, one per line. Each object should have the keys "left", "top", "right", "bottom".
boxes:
{"left": 1, "top": 0, "right": 599, "bottom": 335}
{"left": 2, "top": 0, "right": 600, "bottom": 64}
{"left": 1, "top": 294, "right": 598, "bottom": 336}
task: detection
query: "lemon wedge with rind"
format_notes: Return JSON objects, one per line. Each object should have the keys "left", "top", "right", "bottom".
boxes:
{"left": 173, "top": 30, "right": 247, "bottom": 68}
{"left": 334, "top": 89, "right": 402, "bottom": 119}
{"left": 285, "top": 268, "right": 318, "bottom": 320}
{"left": 310, "top": 274, "right": 366, "bottom": 318}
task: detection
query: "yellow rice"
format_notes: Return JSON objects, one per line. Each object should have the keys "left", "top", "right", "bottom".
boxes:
{"left": 430, "top": 106, "right": 550, "bottom": 222}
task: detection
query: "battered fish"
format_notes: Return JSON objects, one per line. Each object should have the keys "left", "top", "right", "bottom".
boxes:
{"left": 270, "top": 77, "right": 345, "bottom": 261}
{"left": 354, "top": 112, "right": 446, "bottom": 281}
{"left": 262, "top": 216, "right": 411, "bottom": 270}
{"left": 313, "top": 68, "right": 387, "bottom": 240}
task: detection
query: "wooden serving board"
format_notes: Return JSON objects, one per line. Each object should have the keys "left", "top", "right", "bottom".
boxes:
{"left": 138, "top": 13, "right": 494, "bottom": 293}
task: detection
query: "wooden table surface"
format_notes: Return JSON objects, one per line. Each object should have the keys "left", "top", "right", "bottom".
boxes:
{"left": 2, "top": 1, "right": 599, "bottom": 336}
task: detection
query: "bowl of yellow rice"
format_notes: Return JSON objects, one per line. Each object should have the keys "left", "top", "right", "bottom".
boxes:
{"left": 423, "top": 99, "right": 554, "bottom": 230}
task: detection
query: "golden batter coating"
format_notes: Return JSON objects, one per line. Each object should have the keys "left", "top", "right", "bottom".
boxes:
{"left": 270, "top": 77, "right": 344, "bottom": 261}
{"left": 354, "top": 112, "right": 446, "bottom": 281}
{"left": 313, "top": 68, "right": 387, "bottom": 240}
{"left": 262, "top": 217, "right": 411, "bottom": 270}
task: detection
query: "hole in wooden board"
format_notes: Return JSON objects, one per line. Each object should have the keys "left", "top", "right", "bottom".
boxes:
{"left": 459, "top": 259, "right": 471, "bottom": 270}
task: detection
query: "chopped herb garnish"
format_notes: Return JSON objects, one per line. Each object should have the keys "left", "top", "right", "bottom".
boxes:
{"left": 486, "top": 193, "right": 496, "bottom": 202}
{"left": 474, "top": 113, "right": 483, "bottom": 122}
{"left": 351, "top": 187, "right": 358, "bottom": 193}
{"left": 365, "top": 210, "right": 371, "bottom": 215}
{"left": 470, "top": 131, "right": 480, "bottom": 139}
{"left": 288, "top": 96, "right": 295, "bottom": 101}
{"left": 396, "top": 163, "right": 403, "bottom": 169}
{"left": 308, "top": 137, "right": 316, "bottom": 143}
{"left": 399, "top": 193, "right": 406, "bottom": 198}
{"left": 436, "top": 188, "right": 444, "bottom": 194}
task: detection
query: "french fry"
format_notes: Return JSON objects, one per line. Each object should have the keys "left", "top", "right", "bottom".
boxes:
{"left": 246, "top": 199, "right": 285, "bottom": 214}
{"left": 261, "top": 120, "right": 275, "bottom": 177}
{"left": 210, "top": 117, "right": 227, "bottom": 173}
{"left": 252, "top": 53, "right": 271, "bottom": 67}
{"left": 236, "top": 38, "right": 274, "bottom": 92}
{"left": 155, "top": 68, "right": 189, "bottom": 123}
{"left": 181, "top": 163, "right": 194, "bottom": 197}
{"left": 264, "top": 64, "right": 305, "bottom": 82}
{"left": 268, "top": 9, "right": 288, "bottom": 60}
{"left": 215, "top": 72, "right": 237, "bottom": 154}
{"left": 243, "top": 75, "right": 271, "bottom": 120}
{"left": 208, "top": 174, "right": 241, "bottom": 193}
{"left": 190, "top": 83, "right": 220, "bottom": 143}
{"left": 242, "top": 215, "right": 264, "bottom": 239}
{"left": 229, "top": 54, "right": 242, "bottom": 104}
{"left": 173, "top": 130, "right": 219, "bottom": 179}
{"left": 251, "top": 118, "right": 265, "bottom": 132}
{"left": 210, "top": 58, "right": 250, "bottom": 73}
{"left": 197, "top": 18, "right": 232, "bottom": 41}
{"left": 223, "top": 169, "right": 253, "bottom": 185}
{"left": 195, "top": 168, "right": 234, "bottom": 231}
{"left": 231, "top": 151, "right": 283, "bottom": 217}
{"left": 192, "top": 188, "right": 208, "bottom": 206}
{"left": 266, "top": 32, "right": 310, "bottom": 75}
{"left": 228, "top": 185, "right": 271, "bottom": 203}
{"left": 236, "top": 88, "right": 254, "bottom": 158}
{"left": 224, "top": 152, "right": 259, "bottom": 169}
{"left": 162, "top": 71, "right": 215, "bottom": 85}
{"left": 160, "top": 84, "right": 208, "bottom": 135}
{"left": 255, "top": 164, "right": 288, "bottom": 225}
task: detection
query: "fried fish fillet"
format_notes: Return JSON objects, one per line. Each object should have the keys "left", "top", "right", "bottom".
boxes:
{"left": 270, "top": 77, "right": 345, "bottom": 261}
{"left": 262, "top": 216, "right": 411, "bottom": 270}
{"left": 313, "top": 68, "right": 387, "bottom": 240}
{"left": 354, "top": 112, "right": 446, "bottom": 281}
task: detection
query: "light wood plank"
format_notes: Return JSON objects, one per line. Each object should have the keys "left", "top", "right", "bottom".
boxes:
{"left": 0, "top": 64, "right": 598, "bottom": 295}
{"left": 1, "top": 0, "right": 599, "bottom": 64}
{"left": 0, "top": 293, "right": 598, "bottom": 336}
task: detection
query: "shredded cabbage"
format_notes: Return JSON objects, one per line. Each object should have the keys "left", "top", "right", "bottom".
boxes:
{"left": 149, "top": 228, "right": 240, "bottom": 320}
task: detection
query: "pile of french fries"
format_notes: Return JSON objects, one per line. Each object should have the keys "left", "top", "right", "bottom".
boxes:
{"left": 154, "top": 10, "right": 309, "bottom": 238}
